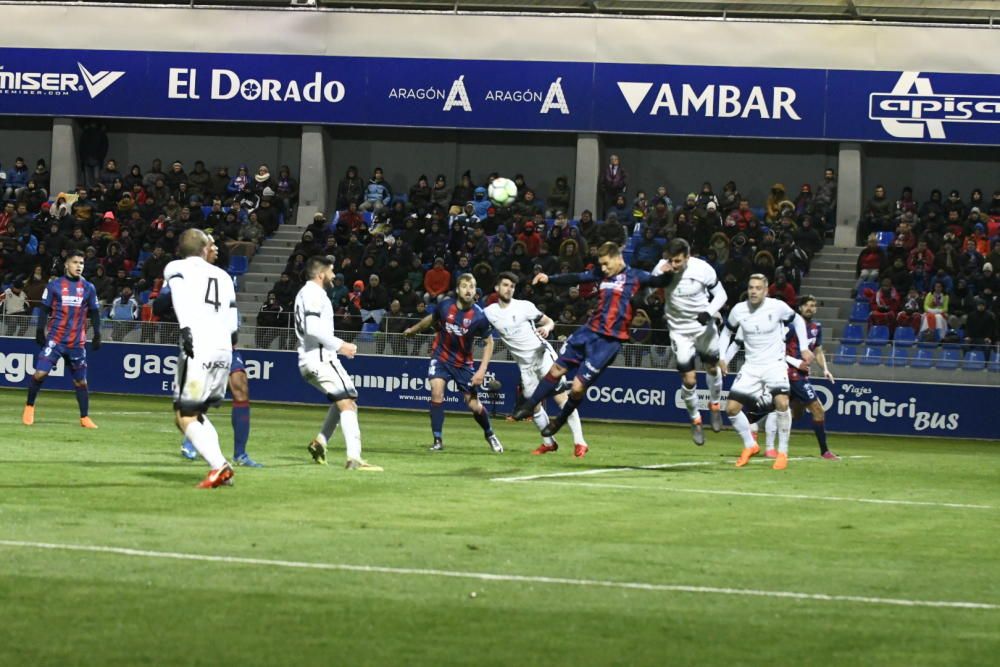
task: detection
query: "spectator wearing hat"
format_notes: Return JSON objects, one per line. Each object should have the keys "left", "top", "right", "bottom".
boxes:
{"left": 164, "top": 160, "right": 187, "bottom": 193}
{"left": 517, "top": 220, "right": 542, "bottom": 257}
{"left": 855, "top": 234, "right": 886, "bottom": 294}
{"left": 408, "top": 175, "right": 432, "bottom": 216}
{"left": 974, "top": 263, "right": 997, "bottom": 298}
{"left": 360, "top": 274, "right": 390, "bottom": 325}
{"left": 944, "top": 189, "right": 967, "bottom": 220}
{"left": 449, "top": 171, "right": 475, "bottom": 215}
{"left": 471, "top": 187, "right": 490, "bottom": 219}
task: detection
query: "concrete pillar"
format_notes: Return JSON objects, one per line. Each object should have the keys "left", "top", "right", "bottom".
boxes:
{"left": 50, "top": 118, "right": 78, "bottom": 196}
{"left": 573, "top": 133, "right": 601, "bottom": 218}
{"left": 834, "top": 142, "right": 863, "bottom": 248}
{"left": 296, "top": 124, "right": 327, "bottom": 226}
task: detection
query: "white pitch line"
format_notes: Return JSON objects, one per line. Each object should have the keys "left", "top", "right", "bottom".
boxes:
{"left": 0, "top": 539, "right": 995, "bottom": 611}
{"left": 528, "top": 481, "right": 993, "bottom": 510}
{"left": 491, "top": 456, "right": 871, "bottom": 483}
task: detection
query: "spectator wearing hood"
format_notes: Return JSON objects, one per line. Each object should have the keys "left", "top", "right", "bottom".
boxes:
{"left": 408, "top": 175, "right": 432, "bottom": 215}
{"left": 430, "top": 174, "right": 450, "bottom": 211}
{"left": 471, "top": 186, "right": 491, "bottom": 219}
{"left": 275, "top": 165, "right": 299, "bottom": 214}
{"left": 765, "top": 183, "right": 788, "bottom": 222}
{"left": 423, "top": 257, "right": 451, "bottom": 301}
{"left": 96, "top": 210, "right": 120, "bottom": 241}
{"left": 517, "top": 220, "right": 543, "bottom": 257}
{"left": 449, "top": 171, "right": 475, "bottom": 214}
{"left": 336, "top": 165, "right": 364, "bottom": 210}
{"left": 546, "top": 176, "right": 571, "bottom": 218}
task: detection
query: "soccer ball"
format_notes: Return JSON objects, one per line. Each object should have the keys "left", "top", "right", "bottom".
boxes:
{"left": 488, "top": 177, "right": 518, "bottom": 206}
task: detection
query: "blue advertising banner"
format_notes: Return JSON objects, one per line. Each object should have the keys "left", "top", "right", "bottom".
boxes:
{"left": 0, "top": 47, "right": 997, "bottom": 144}
{"left": 0, "top": 338, "right": 994, "bottom": 439}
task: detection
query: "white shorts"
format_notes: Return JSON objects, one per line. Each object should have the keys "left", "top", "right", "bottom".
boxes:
{"left": 174, "top": 350, "right": 230, "bottom": 411}
{"left": 300, "top": 358, "right": 358, "bottom": 402}
{"left": 729, "top": 362, "right": 790, "bottom": 405}
{"left": 670, "top": 325, "right": 720, "bottom": 372}
{"left": 519, "top": 344, "right": 559, "bottom": 397}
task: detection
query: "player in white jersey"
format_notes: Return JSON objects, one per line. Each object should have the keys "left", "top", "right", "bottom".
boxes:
{"left": 652, "top": 239, "right": 729, "bottom": 445}
{"left": 484, "top": 272, "right": 589, "bottom": 457}
{"left": 163, "top": 229, "right": 238, "bottom": 488}
{"left": 295, "top": 255, "right": 381, "bottom": 471}
{"left": 718, "top": 274, "right": 813, "bottom": 470}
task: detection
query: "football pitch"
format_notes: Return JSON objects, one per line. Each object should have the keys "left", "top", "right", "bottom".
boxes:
{"left": 1, "top": 389, "right": 997, "bottom": 666}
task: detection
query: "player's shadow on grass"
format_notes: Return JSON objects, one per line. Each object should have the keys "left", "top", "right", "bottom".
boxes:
{"left": 140, "top": 470, "right": 205, "bottom": 485}
{"left": 0, "top": 481, "right": 144, "bottom": 489}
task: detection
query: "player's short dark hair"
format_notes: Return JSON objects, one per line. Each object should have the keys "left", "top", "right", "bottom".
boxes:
{"left": 305, "top": 255, "right": 333, "bottom": 279}
{"left": 798, "top": 294, "right": 817, "bottom": 308}
{"left": 667, "top": 238, "right": 690, "bottom": 257}
{"left": 65, "top": 250, "right": 85, "bottom": 261}
{"left": 748, "top": 273, "right": 769, "bottom": 286}
{"left": 496, "top": 271, "right": 519, "bottom": 287}
{"left": 597, "top": 242, "right": 621, "bottom": 258}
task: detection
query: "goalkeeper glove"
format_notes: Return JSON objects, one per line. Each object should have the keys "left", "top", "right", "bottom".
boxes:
{"left": 91, "top": 334, "right": 102, "bottom": 351}
{"left": 179, "top": 327, "right": 195, "bottom": 358}
{"left": 696, "top": 312, "right": 713, "bottom": 325}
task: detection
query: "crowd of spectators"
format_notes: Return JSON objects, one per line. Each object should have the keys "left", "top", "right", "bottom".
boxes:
{"left": 855, "top": 185, "right": 1000, "bottom": 351}
{"left": 0, "top": 153, "right": 299, "bottom": 336}
{"left": 260, "top": 162, "right": 837, "bottom": 353}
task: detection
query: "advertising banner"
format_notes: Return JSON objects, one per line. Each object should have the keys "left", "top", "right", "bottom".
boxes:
{"left": 0, "top": 47, "right": 996, "bottom": 144}
{"left": 0, "top": 338, "right": 993, "bottom": 439}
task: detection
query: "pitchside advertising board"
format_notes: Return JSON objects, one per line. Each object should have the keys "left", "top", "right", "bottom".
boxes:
{"left": 0, "top": 47, "right": 997, "bottom": 145}
{"left": 0, "top": 338, "right": 994, "bottom": 439}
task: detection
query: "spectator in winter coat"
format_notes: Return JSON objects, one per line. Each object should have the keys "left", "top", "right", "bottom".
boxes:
{"left": 360, "top": 167, "right": 392, "bottom": 213}
{"left": 471, "top": 187, "right": 491, "bottom": 219}
{"left": 187, "top": 161, "right": 211, "bottom": 196}
{"left": 869, "top": 278, "right": 901, "bottom": 331}
{"left": 423, "top": 257, "right": 452, "bottom": 301}
{"left": 546, "top": 176, "right": 571, "bottom": 218}
{"left": 336, "top": 165, "right": 365, "bottom": 210}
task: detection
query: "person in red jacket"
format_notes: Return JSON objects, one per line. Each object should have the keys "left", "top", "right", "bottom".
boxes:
{"left": 855, "top": 234, "right": 886, "bottom": 294}
{"left": 423, "top": 257, "right": 452, "bottom": 302}
{"left": 868, "top": 278, "right": 901, "bottom": 331}
{"left": 517, "top": 220, "right": 542, "bottom": 257}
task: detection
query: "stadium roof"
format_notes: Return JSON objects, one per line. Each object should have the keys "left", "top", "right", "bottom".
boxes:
{"left": 16, "top": 0, "right": 1000, "bottom": 25}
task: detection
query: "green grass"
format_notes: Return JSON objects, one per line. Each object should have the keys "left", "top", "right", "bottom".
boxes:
{"left": 0, "top": 388, "right": 998, "bottom": 666}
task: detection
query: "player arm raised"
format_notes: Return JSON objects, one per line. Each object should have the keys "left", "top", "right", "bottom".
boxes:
{"left": 532, "top": 266, "right": 602, "bottom": 286}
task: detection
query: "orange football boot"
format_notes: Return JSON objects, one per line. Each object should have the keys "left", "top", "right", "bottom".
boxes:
{"left": 735, "top": 444, "right": 760, "bottom": 467}
{"left": 80, "top": 416, "right": 99, "bottom": 429}
{"left": 22, "top": 405, "right": 34, "bottom": 426}
{"left": 772, "top": 453, "right": 788, "bottom": 470}
{"left": 196, "top": 463, "right": 234, "bottom": 489}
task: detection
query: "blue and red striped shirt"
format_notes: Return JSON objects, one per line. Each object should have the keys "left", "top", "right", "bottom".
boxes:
{"left": 553, "top": 266, "right": 669, "bottom": 341}
{"left": 430, "top": 298, "right": 492, "bottom": 368}
{"left": 42, "top": 276, "right": 99, "bottom": 348}
{"left": 786, "top": 319, "right": 822, "bottom": 381}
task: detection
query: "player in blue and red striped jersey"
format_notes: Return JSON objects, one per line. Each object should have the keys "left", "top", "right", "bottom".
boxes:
{"left": 22, "top": 250, "right": 102, "bottom": 428}
{"left": 511, "top": 242, "right": 677, "bottom": 439}
{"left": 403, "top": 273, "right": 503, "bottom": 453}
{"left": 762, "top": 295, "right": 839, "bottom": 460}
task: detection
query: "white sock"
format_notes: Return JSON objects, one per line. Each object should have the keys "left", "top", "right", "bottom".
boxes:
{"left": 681, "top": 384, "right": 699, "bottom": 420}
{"left": 728, "top": 411, "right": 756, "bottom": 448}
{"left": 340, "top": 408, "right": 363, "bottom": 461}
{"left": 707, "top": 370, "right": 723, "bottom": 405}
{"left": 533, "top": 407, "right": 554, "bottom": 445}
{"left": 776, "top": 409, "right": 792, "bottom": 454}
{"left": 565, "top": 409, "right": 585, "bottom": 445}
{"left": 185, "top": 418, "right": 226, "bottom": 469}
{"left": 317, "top": 404, "right": 341, "bottom": 445}
{"left": 749, "top": 422, "right": 759, "bottom": 435}
{"left": 764, "top": 412, "right": 777, "bottom": 450}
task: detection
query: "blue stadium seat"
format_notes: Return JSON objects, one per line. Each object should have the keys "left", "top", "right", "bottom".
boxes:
{"left": 989, "top": 357, "right": 1000, "bottom": 373}
{"left": 841, "top": 323, "right": 864, "bottom": 345}
{"left": 228, "top": 256, "right": 249, "bottom": 276}
{"left": 859, "top": 345, "right": 884, "bottom": 365}
{"left": 917, "top": 330, "right": 940, "bottom": 348}
{"left": 876, "top": 231, "right": 895, "bottom": 249}
{"left": 887, "top": 347, "right": 910, "bottom": 367}
{"left": 833, "top": 344, "right": 857, "bottom": 365}
{"left": 849, "top": 301, "right": 870, "bottom": 323}
{"left": 962, "top": 350, "right": 986, "bottom": 371}
{"left": 936, "top": 348, "right": 961, "bottom": 370}
{"left": 910, "top": 348, "right": 935, "bottom": 368}
{"left": 357, "top": 321, "right": 380, "bottom": 343}
{"left": 362, "top": 211, "right": 374, "bottom": 225}
{"left": 893, "top": 326, "right": 916, "bottom": 348}
{"left": 866, "top": 325, "right": 890, "bottom": 346}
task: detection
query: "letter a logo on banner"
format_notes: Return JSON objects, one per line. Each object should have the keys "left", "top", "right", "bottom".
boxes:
{"left": 443, "top": 75, "right": 472, "bottom": 111}
{"left": 873, "top": 71, "right": 945, "bottom": 139}
{"left": 78, "top": 63, "right": 125, "bottom": 99}
{"left": 540, "top": 77, "right": 569, "bottom": 114}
